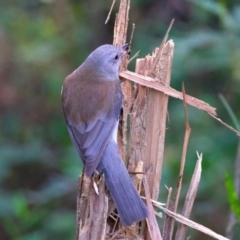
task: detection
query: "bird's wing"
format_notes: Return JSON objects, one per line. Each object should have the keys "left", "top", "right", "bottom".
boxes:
{"left": 62, "top": 79, "right": 122, "bottom": 177}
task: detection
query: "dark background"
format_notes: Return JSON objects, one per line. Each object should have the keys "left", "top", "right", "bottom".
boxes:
{"left": 0, "top": 0, "right": 239, "bottom": 239}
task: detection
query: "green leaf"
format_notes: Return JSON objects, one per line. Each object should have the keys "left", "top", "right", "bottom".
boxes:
{"left": 225, "top": 172, "right": 240, "bottom": 219}
{"left": 219, "top": 94, "right": 240, "bottom": 131}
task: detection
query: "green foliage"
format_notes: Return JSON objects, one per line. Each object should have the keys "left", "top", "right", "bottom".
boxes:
{"left": 225, "top": 172, "right": 240, "bottom": 220}
{"left": 1, "top": 193, "right": 47, "bottom": 239}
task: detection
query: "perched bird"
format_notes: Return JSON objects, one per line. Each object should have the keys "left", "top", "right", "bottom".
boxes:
{"left": 61, "top": 44, "right": 148, "bottom": 226}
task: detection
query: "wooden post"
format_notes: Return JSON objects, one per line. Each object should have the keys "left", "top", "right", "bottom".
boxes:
{"left": 75, "top": 1, "right": 230, "bottom": 239}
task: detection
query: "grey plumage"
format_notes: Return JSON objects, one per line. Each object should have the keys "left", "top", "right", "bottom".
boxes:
{"left": 97, "top": 140, "right": 148, "bottom": 226}
{"left": 62, "top": 44, "right": 148, "bottom": 226}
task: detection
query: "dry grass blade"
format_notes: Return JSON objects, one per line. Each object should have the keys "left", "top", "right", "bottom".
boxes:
{"left": 119, "top": 70, "right": 217, "bottom": 116}
{"left": 167, "top": 84, "right": 192, "bottom": 239}
{"left": 129, "top": 23, "right": 135, "bottom": 45}
{"left": 143, "top": 177, "right": 162, "bottom": 240}
{"left": 208, "top": 113, "right": 240, "bottom": 136}
{"left": 174, "top": 152, "right": 202, "bottom": 240}
{"left": 175, "top": 84, "right": 191, "bottom": 207}
{"left": 128, "top": 50, "right": 140, "bottom": 64}
{"left": 105, "top": 0, "right": 116, "bottom": 24}
{"left": 155, "top": 153, "right": 229, "bottom": 240}
{"left": 162, "top": 186, "right": 173, "bottom": 239}
{"left": 157, "top": 205, "right": 229, "bottom": 240}
{"left": 150, "top": 19, "right": 174, "bottom": 75}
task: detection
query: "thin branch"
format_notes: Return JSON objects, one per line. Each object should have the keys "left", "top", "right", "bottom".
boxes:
{"left": 168, "top": 84, "right": 192, "bottom": 239}
{"left": 176, "top": 84, "right": 191, "bottom": 203}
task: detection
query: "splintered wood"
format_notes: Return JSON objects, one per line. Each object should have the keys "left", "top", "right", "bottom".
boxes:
{"left": 128, "top": 41, "right": 174, "bottom": 201}
{"left": 119, "top": 71, "right": 217, "bottom": 116}
{"left": 77, "top": 174, "right": 108, "bottom": 240}
{"left": 76, "top": 0, "right": 238, "bottom": 240}
{"left": 175, "top": 153, "right": 202, "bottom": 240}
{"left": 125, "top": 41, "right": 173, "bottom": 240}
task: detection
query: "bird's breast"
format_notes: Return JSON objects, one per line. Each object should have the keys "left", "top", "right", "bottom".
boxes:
{"left": 62, "top": 76, "right": 122, "bottom": 126}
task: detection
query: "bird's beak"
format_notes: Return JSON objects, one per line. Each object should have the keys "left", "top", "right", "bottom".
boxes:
{"left": 120, "top": 43, "right": 130, "bottom": 57}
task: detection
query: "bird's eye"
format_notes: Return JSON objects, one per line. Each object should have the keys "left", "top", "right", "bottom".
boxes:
{"left": 114, "top": 55, "right": 119, "bottom": 60}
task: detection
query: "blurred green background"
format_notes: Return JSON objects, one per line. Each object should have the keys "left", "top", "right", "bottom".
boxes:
{"left": 0, "top": 0, "right": 239, "bottom": 239}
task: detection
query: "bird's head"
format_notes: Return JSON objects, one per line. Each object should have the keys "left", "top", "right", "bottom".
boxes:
{"left": 83, "top": 43, "right": 129, "bottom": 80}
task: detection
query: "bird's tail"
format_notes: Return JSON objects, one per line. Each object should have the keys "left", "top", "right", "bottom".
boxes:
{"left": 97, "top": 140, "right": 148, "bottom": 226}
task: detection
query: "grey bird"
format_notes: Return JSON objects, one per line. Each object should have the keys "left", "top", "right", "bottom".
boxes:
{"left": 61, "top": 43, "right": 148, "bottom": 226}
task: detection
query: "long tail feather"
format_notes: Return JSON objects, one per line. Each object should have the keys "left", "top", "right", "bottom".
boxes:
{"left": 97, "top": 140, "right": 148, "bottom": 226}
